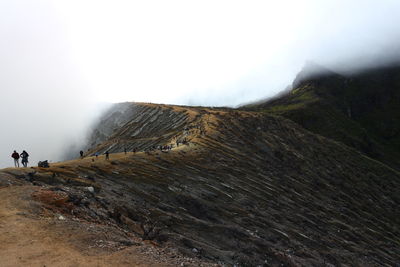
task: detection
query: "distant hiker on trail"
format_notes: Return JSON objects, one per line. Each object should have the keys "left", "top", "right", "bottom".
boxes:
{"left": 105, "top": 151, "right": 109, "bottom": 160}
{"left": 20, "top": 150, "right": 29, "bottom": 167}
{"left": 80, "top": 150, "right": 84, "bottom": 158}
{"left": 95, "top": 152, "right": 99, "bottom": 159}
{"left": 124, "top": 148, "right": 127, "bottom": 154}
{"left": 11, "top": 151, "right": 20, "bottom": 167}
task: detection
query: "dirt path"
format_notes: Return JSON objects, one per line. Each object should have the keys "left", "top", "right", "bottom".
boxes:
{"left": 0, "top": 185, "right": 170, "bottom": 267}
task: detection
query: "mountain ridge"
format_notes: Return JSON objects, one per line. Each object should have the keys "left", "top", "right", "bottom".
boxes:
{"left": 244, "top": 63, "right": 400, "bottom": 170}
{"left": 1, "top": 102, "right": 398, "bottom": 265}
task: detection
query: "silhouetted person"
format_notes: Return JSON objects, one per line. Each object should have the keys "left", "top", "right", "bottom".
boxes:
{"left": 80, "top": 150, "right": 84, "bottom": 158}
{"left": 124, "top": 148, "right": 127, "bottom": 154}
{"left": 20, "top": 150, "right": 29, "bottom": 167}
{"left": 95, "top": 152, "right": 99, "bottom": 159}
{"left": 105, "top": 151, "right": 109, "bottom": 160}
{"left": 11, "top": 151, "right": 20, "bottom": 167}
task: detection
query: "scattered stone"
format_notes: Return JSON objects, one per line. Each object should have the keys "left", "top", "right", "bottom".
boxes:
{"left": 87, "top": 186, "right": 95, "bottom": 193}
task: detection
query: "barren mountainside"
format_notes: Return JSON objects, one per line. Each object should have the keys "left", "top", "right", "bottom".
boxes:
{"left": 1, "top": 102, "right": 399, "bottom": 266}
{"left": 245, "top": 63, "right": 400, "bottom": 170}
{"left": 87, "top": 103, "right": 191, "bottom": 154}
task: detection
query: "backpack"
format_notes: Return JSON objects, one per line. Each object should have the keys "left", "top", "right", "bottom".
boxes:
{"left": 38, "top": 160, "right": 49, "bottom": 168}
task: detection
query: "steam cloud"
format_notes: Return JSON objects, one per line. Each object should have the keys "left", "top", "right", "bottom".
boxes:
{"left": 1, "top": 0, "right": 400, "bottom": 167}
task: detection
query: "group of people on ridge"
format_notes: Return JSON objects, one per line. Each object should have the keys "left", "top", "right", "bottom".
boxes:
{"left": 80, "top": 150, "right": 109, "bottom": 160}
{"left": 11, "top": 150, "right": 29, "bottom": 168}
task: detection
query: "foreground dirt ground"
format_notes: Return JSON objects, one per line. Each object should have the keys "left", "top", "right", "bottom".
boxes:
{"left": 0, "top": 184, "right": 212, "bottom": 267}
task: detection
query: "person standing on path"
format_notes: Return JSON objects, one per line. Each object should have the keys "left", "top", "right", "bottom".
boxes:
{"left": 20, "top": 150, "right": 29, "bottom": 167}
{"left": 80, "top": 150, "right": 84, "bottom": 158}
{"left": 105, "top": 151, "right": 109, "bottom": 160}
{"left": 11, "top": 151, "right": 20, "bottom": 167}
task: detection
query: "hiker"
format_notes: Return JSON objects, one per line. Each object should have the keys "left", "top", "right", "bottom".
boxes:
{"left": 95, "top": 152, "right": 99, "bottom": 159}
{"left": 11, "top": 150, "right": 20, "bottom": 167}
{"left": 80, "top": 150, "right": 84, "bottom": 158}
{"left": 124, "top": 148, "right": 127, "bottom": 154}
{"left": 20, "top": 150, "right": 29, "bottom": 167}
{"left": 105, "top": 151, "right": 109, "bottom": 160}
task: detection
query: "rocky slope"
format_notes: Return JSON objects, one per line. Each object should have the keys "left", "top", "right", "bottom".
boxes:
{"left": 245, "top": 63, "right": 400, "bottom": 170}
{"left": 1, "top": 102, "right": 399, "bottom": 266}
{"left": 86, "top": 103, "right": 192, "bottom": 154}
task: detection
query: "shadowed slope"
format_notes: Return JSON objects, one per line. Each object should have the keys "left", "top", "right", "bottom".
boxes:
{"left": 245, "top": 63, "right": 400, "bottom": 170}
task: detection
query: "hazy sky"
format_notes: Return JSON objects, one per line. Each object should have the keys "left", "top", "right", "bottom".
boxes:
{"left": 1, "top": 0, "right": 400, "bottom": 167}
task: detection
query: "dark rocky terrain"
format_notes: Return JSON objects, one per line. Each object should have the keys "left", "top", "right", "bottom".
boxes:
{"left": 245, "top": 63, "right": 400, "bottom": 170}
{"left": 1, "top": 99, "right": 399, "bottom": 266}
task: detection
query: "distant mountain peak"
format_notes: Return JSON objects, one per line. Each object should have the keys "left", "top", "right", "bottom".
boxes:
{"left": 292, "top": 61, "right": 342, "bottom": 88}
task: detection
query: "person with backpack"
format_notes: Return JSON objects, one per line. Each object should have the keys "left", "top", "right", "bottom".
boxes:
{"left": 20, "top": 150, "right": 29, "bottom": 167}
{"left": 11, "top": 151, "right": 20, "bottom": 167}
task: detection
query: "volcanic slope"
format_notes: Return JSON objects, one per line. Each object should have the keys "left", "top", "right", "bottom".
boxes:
{"left": 245, "top": 63, "right": 400, "bottom": 170}
{"left": 1, "top": 102, "right": 399, "bottom": 266}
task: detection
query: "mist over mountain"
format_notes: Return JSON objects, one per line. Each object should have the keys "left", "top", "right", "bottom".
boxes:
{"left": 2, "top": 1, "right": 400, "bottom": 265}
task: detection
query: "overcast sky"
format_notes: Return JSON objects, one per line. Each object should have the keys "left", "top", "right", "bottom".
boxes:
{"left": 1, "top": 0, "right": 400, "bottom": 167}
